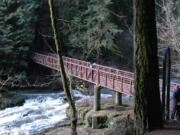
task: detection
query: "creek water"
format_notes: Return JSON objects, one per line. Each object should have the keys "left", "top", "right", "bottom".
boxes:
{"left": 0, "top": 90, "right": 114, "bottom": 135}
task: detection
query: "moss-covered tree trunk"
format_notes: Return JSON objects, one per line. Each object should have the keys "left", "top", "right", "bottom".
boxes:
{"left": 48, "top": 0, "right": 77, "bottom": 135}
{"left": 133, "top": 0, "right": 163, "bottom": 134}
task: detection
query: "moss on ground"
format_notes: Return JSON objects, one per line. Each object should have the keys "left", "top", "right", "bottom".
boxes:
{"left": 66, "top": 102, "right": 134, "bottom": 132}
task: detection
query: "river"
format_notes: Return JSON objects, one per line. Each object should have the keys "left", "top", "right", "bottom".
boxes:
{"left": 0, "top": 90, "right": 114, "bottom": 135}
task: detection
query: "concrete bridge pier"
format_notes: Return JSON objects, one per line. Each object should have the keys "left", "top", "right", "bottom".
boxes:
{"left": 115, "top": 92, "right": 122, "bottom": 105}
{"left": 94, "top": 85, "right": 101, "bottom": 111}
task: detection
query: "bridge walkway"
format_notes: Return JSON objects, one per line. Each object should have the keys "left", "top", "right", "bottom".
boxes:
{"left": 32, "top": 52, "right": 179, "bottom": 96}
{"left": 145, "top": 120, "right": 180, "bottom": 135}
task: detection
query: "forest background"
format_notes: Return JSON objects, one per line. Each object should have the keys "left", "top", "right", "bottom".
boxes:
{"left": 0, "top": 0, "right": 179, "bottom": 88}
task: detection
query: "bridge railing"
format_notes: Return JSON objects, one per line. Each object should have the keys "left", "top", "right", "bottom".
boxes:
{"left": 32, "top": 52, "right": 134, "bottom": 95}
{"left": 37, "top": 52, "right": 134, "bottom": 78}
{"left": 95, "top": 64, "right": 134, "bottom": 79}
{"left": 31, "top": 52, "right": 180, "bottom": 96}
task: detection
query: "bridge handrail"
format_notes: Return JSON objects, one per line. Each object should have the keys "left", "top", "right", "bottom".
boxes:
{"left": 32, "top": 52, "right": 134, "bottom": 81}
{"left": 31, "top": 52, "right": 180, "bottom": 95}
{"left": 95, "top": 64, "right": 134, "bottom": 78}
{"left": 64, "top": 60, "right": 134, "bottom": 82}
{"left": 33, "top": 52, "right": 134, "bottom": 78}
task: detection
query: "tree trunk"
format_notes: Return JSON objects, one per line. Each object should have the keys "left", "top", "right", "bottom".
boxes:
{"left": 133, "top": 0, "right": 163, "bottom": 134}
{"left": 48, "top": 0, "right": 77, "bottom": 135}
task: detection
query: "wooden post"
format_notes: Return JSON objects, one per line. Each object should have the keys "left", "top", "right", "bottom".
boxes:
{"left": 85, "top": 68, "right": 87, "bottom": 79}
{"left": 97, "top": 69, "right": 100, "bottom": 85}
{"left": 121, "top": 78, "right": 124, "bottom": 92}
{"left": 70, "top": 64, "right": 72, "bottom": 74}
{"left": 105, "top": 74, "right": 107, "bottom": 87}
{"left": 76, "top": 65, "right": 78, "bottom": 76}
{"left": 115, "top": 92, "right": 122, "bottom": 105}
{"left": 112, "top": 75, "right": 115, "bottom": 89}
{"left": 130, "top": 80, "right": 133, "bottom": 94}
{"left": 80, "top": 66, "right": 82, "bottom": 78}
{"left": 91, "top": 69, "right": 94, "bottom": 81}
{"left": 94, "top": 85, "right": 101, "bottom": 111}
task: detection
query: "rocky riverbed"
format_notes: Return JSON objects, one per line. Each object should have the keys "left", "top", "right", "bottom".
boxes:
{"left": 43, "top": 102, "right": 134, "bottom": 135}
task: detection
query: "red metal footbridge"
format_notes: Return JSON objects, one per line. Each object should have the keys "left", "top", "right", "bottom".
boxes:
{"left": 32, "top": 52, "right": 178, "bottom": 96}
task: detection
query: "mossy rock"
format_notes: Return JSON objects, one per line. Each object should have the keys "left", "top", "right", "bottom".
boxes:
{"left": 0, "top": 95, "right": 26, "bottom": 110}
{"left": 0, "top": 98, "right": 12, "bottom": 110}
{"left": 86, "top": 113, "right": 109, "bottom": 129}
{"left": 66, "top": 105, "right": 91, "bottom": 120}
{"left": 12, "top": 96, "right": 26, "bottom": 106}
{"left": 109, "top": 117, "right": 134, "bottom": 135}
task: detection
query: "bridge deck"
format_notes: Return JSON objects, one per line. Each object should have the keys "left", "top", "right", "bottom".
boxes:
{"left": 32, "top": 52, "right": 179, "bottom": 96}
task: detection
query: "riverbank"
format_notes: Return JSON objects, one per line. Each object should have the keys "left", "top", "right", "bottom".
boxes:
{"left": 0, "top": 88, "right": 64, "bottom": 110}
{"left": 0, "top": 87, "right": 134, "bottom": 135}
{"left": 42, "top": 98, "right": 134, "bottom": 135}
{"left": 0, "top": 90, "right": 71, "bottom": 135}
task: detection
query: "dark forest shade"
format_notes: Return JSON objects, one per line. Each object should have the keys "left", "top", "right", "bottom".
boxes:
{"left": 0, "top": 0, "right": 40, "bottom": 82}
{"left": 133, "top": 0, "right": 163, "bottom": 134}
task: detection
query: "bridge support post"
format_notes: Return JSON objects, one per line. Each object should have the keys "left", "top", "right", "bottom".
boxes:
{"left": 115, "top": 92, "right": 122, "bottom": 105}
{"left": 162, "top": 47, "right": 171, "bottom": 121}
{"left": 94, "top": 85, "right": 101, "bottom": 111}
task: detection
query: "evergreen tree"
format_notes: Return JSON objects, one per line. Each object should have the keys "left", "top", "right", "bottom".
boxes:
{"left": 35, "top": 0, "right": 133, "bottom": 67}
{"left": 0, "top": 0, "right": 40, "bottom": 84}
{"left": 68, "top": 0, "right": 123, "bottom": 61}
{"left": 133, "top": 0, "right": 162, "bottom": 134}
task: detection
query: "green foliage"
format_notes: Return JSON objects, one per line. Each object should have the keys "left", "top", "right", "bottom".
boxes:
{"left": 0, "top": 0, "right": 40, "bottom": 83}
{"left": 68, "top": 0, "right": 122, "bottom": 61}
{"left": 36, "top": 0, "right": 133, "bottom": 68}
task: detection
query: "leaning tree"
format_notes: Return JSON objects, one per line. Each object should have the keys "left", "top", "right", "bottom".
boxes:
{"left": 133, "top": 0, "right": 163, "bottom": 134}
{"left": 48, "top": 0, "right": 77, "bottom": 135}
